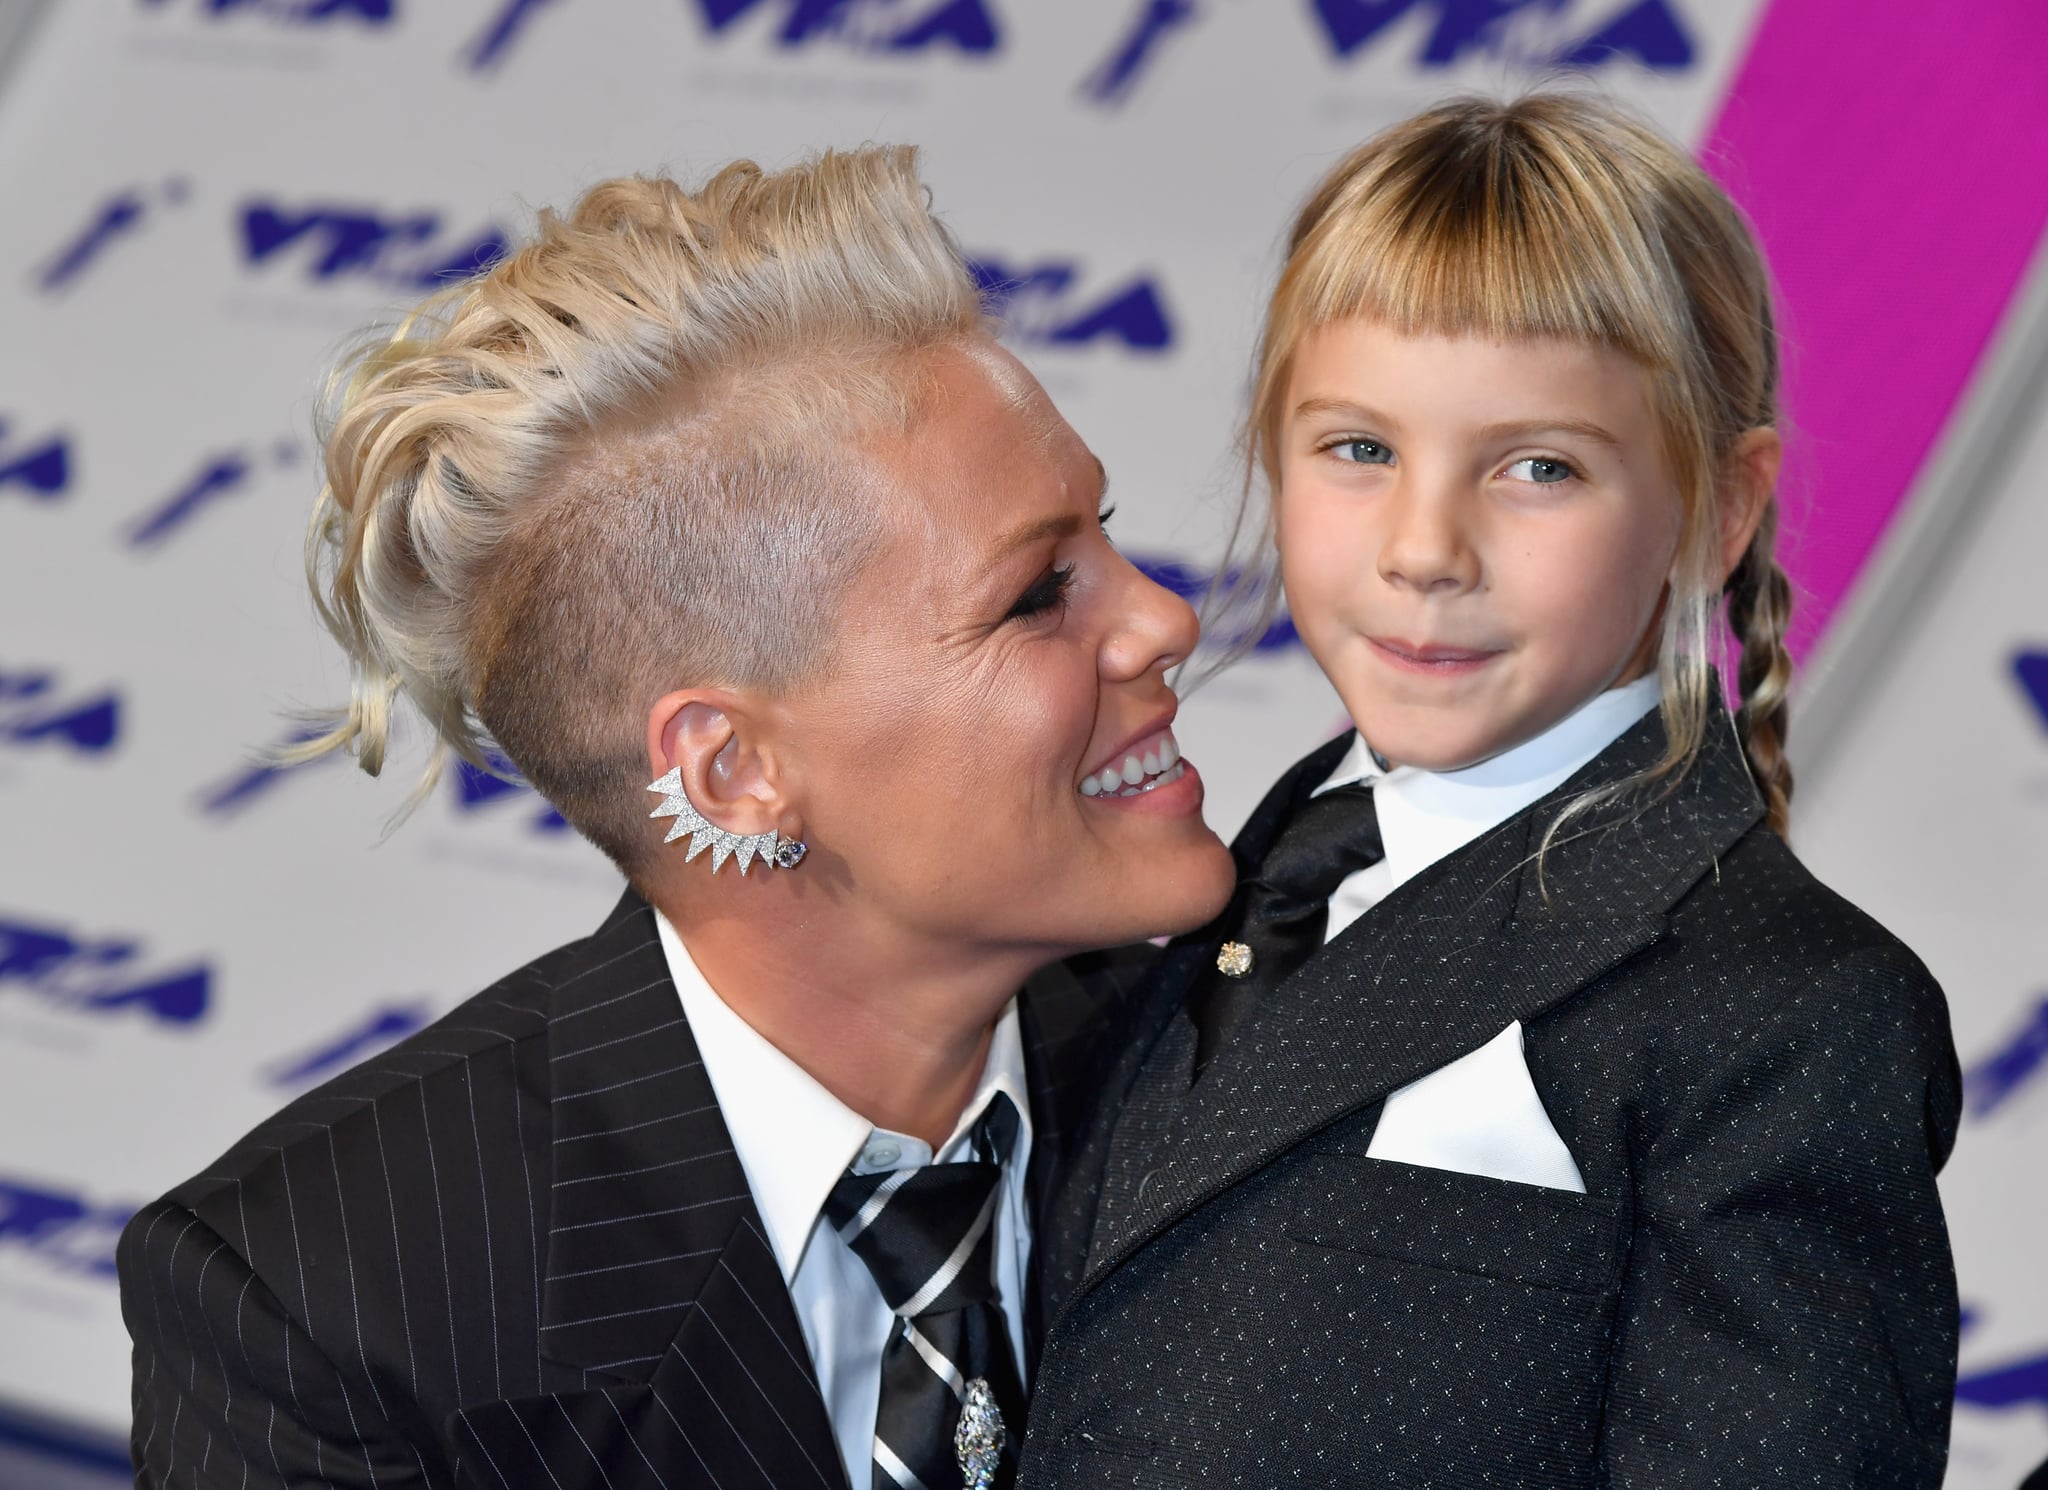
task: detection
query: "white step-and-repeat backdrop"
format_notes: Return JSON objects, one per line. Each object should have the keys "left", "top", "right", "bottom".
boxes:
{"left": 1, "top": 2, "right": 2044, "bottom": 1484}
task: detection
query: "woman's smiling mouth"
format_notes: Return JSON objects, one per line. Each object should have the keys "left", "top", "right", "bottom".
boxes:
{"left": 1079, "top": 727, "right": 1185, "bottom": 799}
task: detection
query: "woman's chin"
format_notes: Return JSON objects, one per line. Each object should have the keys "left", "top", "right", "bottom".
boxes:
{"left": 1089, "top": 827, "right": 1237, "bottom": 948}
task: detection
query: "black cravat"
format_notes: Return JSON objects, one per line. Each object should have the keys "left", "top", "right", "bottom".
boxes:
{"left": 824, "top": 1093, "right": 1024, "bottom": 1490}
{"left": 1190, "top": 781, "right": 1384, "bottom": 1079}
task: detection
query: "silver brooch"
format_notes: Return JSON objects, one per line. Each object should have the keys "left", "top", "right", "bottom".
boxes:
{"left": 953, "top": 1377, "right": 1005, "bottom": 1490}
{"left": 1216, "top": 941, "right": 1253, "bottom": 977}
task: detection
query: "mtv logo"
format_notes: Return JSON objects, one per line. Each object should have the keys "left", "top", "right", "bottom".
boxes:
{"left": 969, "top": 258, "right": 1175, "bottom": 351}
{"left": 239, "top": 200, "right": 509, "bottom": 290}
{"left": 689, "top": 0, "right": 1000, "bottom": 53}
{"left": 1310, "top": 0, "right": 1694, "bottom": 70}
{"left": 0, "top": 670, "right": 119, "bottom": 753}
{"left": 0, "top": 913, "right": 211, "bottom": 1026}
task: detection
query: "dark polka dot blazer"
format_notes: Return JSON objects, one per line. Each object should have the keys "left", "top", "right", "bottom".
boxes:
{"left": 1023, "top": 703, "right": 1962, "bottom": 1489}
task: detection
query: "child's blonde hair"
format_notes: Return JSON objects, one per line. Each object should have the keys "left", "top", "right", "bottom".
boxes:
{"left": 1224, "top": 92, "right": 1794, "bottom": 833}
{"left": 296, "top": 146, "right": 983, "bottom": 871}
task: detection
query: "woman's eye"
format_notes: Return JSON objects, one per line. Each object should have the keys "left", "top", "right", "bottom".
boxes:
{"left": 1006, "top": 563, "right": 1076, "bottom": 623}
{"left": 1503, "top": 457, "right": 1576, "bottom": 484}
{"left": 1327, "top": 439, "right": 1393, "bottom": 465}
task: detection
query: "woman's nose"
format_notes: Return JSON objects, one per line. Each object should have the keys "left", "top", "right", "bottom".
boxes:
{"left": 1377, "top": 479, "right": 1480, "bottom": 594}
{"left": 1102, "top": 555, "right": 1199, "bottom": 681}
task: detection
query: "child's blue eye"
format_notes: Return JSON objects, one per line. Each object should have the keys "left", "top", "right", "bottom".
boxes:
{"left": 1329, "top": 439, "right": 1393, "bottom": 465}
{"left": 1503, "top": 457, "right": 1575, "bottom": 484}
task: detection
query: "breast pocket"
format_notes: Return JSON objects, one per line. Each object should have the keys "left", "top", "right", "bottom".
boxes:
{"left": 1271, "top": 1151, "right": 1627, "bottom": 1486}
{"left": 1289, "top": 1149, "right": 1627, "bottom": 1296}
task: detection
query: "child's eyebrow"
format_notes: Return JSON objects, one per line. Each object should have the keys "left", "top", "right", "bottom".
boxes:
{"left": 1473, "top": 418, "right": 1624, "bottom": 451}
{"left": 1292, "top": 396, "right": 1395, "bottom": 426}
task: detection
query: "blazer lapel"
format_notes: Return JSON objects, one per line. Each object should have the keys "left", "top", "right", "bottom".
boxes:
{"left": 452, "top": 892, "right": 846, "bottom": 1490}
{"left": 1082, "top": 705, "right": 1765, "bottom": 1295}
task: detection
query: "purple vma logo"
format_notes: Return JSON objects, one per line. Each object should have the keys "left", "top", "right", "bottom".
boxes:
{"left": 970, "top": 258, "right": 1174, "bottom": 352}
{"left": 200, "top": 738, "right": 569, "bottom": 835}
{"left": 31, "top": 188, "right": 504, "bottom": 296}
{"left": 264, "top": 1001, "right": 436, "bottom": 1088}
{"left": 0, "top": 669, "right": 120, "bottom": 755}
{"left": 0, "top": 1177, "right": 135, "bottom": 1282}
{"left": 2016, "top": 650, "right": 2048, "bottom": 731}
{"left": 1955, "top": 1312, "right": 2048, "bottom": 1418}
{"left": 1310, "top": 0, "right": 1692, "bottom": 66}
{"left": 0, "top": 419, "right": 71, "bottom": 502}
{"left": 1085, "top": 0, "right": 1693, "bottom": 106}
{"left": 136, "top": 0, "right": 395, "bottom": 25}
{"left": 0, "top": 914, "right": 212, "bottom": 1026}
{"left": 128, "top": 441, "right": 301, "bottom": 551}
{"left": 688, "top": 0, "right": 999, "bottom": 52}
{"left": 241, "top": 200, "right": 509, "bottom": 290}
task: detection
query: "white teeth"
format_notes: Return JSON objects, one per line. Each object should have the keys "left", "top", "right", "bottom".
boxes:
{"left": 1077, "top": 731, "right": 1187, "bottom": 798}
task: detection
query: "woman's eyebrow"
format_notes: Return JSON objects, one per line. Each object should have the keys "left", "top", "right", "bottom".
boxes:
{"left": 978, "top": 512, "right": 1081, "bottom": 579}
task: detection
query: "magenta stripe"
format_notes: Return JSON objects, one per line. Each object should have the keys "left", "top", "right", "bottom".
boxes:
{"left": 1700, "top": 0, "right": 2048, "bottom": 657}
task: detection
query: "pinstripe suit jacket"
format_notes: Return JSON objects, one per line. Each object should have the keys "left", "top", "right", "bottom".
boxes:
{"left": 1021, "top": 707, "right": 1962, "bottom": 1488}
{"left": 119, "top": 891, "right": 1148, "bottom": 1489}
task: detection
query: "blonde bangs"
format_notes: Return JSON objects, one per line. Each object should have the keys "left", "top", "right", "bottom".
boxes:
{"left": 1276, "top": 100, "right": 1702, "bottom": 392}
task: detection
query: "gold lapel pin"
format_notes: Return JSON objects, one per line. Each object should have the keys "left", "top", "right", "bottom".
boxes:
{"left": 1216, "top": 941, "right": 1253, "bottom": 978}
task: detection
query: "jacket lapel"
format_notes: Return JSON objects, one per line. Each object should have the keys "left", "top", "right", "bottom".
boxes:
{"left": 452, "top": 892, "right": 846, "bottom": 1490}
{"left": 1082, "top": 705, "right": 1765, "bottom": 1295}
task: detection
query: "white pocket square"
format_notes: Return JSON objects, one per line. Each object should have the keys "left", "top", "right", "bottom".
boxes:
{"left": 1363, "top": 1020, "right": 1587, "bottom": 1193}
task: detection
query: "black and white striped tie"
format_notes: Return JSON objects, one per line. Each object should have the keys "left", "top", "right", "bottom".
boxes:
{"left": 825, "top": 1093, "right": 1024, "bottom": 1490}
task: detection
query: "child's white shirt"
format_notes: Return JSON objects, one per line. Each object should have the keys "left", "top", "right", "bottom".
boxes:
{"left": 1311, "top": 674, "right": 1661, "bottom": 1194}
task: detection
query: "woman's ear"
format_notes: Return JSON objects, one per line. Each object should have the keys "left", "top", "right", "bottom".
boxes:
{"left": 644, "top": 689, "right": 787, "bottom": 839}
{"left": 1718, "top": 427, "right": 1783, "bottom": 585}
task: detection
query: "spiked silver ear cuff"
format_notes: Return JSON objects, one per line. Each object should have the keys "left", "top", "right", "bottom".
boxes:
{"left": 646, "top": 766, "right": 806, "bottom": 874}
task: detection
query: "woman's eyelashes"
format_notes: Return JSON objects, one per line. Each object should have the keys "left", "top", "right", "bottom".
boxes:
{"left": 1005, "top": 562, "right": 1077, "bottom": 623}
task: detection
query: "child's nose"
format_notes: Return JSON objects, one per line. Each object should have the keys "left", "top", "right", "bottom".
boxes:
{"left": 1377, "top": 487, "right": 1480, "bottom": 594}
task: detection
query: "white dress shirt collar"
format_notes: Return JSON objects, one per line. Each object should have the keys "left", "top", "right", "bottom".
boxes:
{"left": 651, "top": 909, "right": 1033, "bottom": 1284}
{"left": 1314, "top": 674, "right": 1661, "bottom": 892}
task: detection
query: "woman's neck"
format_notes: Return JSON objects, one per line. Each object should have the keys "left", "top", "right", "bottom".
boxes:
{"left": 651, "top": 886, "right": 1030, "bottom": 1149}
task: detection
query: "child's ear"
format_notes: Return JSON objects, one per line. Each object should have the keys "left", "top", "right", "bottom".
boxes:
{"left": 1716, "top": 427, "right": 1782, "bottom": 585}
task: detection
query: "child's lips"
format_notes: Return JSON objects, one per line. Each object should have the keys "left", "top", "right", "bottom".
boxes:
{"left": 1369, "top": 636, "right": 1504, "bottom": 672}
